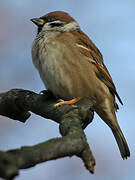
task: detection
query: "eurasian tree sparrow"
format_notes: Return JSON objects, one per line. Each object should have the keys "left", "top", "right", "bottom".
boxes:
{"left": 31, "top": 11, "right": 130, "bottom": 159}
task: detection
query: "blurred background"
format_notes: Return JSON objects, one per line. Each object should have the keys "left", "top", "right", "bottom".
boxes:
{"left": 0, "top": 0, "right": 134, "bottom": 179}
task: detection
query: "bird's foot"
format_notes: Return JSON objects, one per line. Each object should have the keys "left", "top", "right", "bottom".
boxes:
{"left": 54, "top": 97, "right": 80, "bottom": 108}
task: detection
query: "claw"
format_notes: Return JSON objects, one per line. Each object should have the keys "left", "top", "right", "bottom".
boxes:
{"left": 54, "top": 97, "right": 80, "bottom": 108}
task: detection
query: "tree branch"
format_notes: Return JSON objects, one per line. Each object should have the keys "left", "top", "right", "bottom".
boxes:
{"left": 0, "top": 89, "right": 95, "bottom": 180}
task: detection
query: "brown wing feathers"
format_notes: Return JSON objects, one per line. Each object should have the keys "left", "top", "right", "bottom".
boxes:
{"left": 74, "top": 31, "right": 123, "bottom": 105}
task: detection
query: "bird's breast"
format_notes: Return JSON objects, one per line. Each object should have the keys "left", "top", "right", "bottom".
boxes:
{"left": 32, "top": 34, "right": 110, "bottom": 103}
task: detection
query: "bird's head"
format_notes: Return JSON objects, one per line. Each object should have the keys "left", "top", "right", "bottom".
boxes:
{"left": 31, "top": 11, "right": 80, "bottom": 34}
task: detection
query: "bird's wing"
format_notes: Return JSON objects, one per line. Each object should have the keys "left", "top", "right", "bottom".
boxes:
{"left": 73, "top": 31, "right": 123, "bottom": 105}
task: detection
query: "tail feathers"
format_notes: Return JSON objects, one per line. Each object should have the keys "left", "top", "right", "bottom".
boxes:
{"left": 112, "top": 128, "right": 130, "bottom": 159}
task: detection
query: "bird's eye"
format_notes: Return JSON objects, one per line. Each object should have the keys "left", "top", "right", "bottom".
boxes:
{"left": 46, "top": 17, "right": 56, "bottom": 22}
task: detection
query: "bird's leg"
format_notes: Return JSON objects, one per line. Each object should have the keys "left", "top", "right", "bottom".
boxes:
{"left": 54, "top": 97, "right": 80, "bottom": 108}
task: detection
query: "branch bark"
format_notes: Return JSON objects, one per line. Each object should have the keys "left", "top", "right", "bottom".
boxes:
{"left": 0, "top": 89, "right": 95, "bottom": 180}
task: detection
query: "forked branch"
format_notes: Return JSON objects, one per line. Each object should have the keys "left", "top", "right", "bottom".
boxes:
{"left": 0, "top": 89, "right": 95, "bottom": 180}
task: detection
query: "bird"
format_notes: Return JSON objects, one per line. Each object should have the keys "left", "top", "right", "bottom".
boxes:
{"left": 31, "top": 11, "right": 130, "bottom": 159}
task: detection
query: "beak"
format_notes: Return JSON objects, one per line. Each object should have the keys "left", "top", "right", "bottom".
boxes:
{"left": 31, "top": 18, "right": 45, "bottom": 26}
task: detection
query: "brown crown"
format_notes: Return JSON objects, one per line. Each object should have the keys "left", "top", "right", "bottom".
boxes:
{"left": 41, "top": 11, "right": 76, "bottom": 23}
